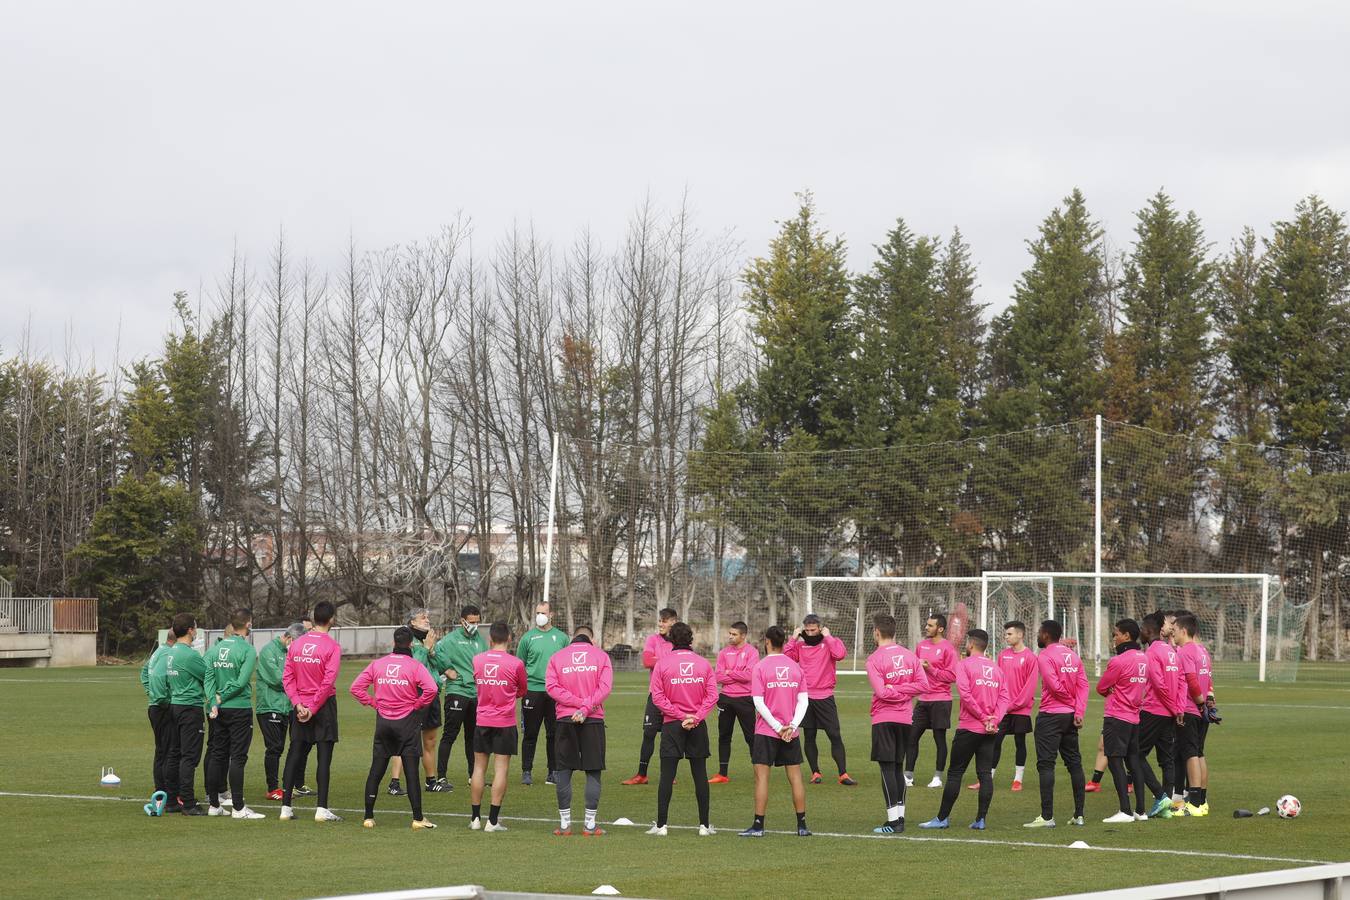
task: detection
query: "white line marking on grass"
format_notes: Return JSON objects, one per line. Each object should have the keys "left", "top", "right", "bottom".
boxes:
{"left": 0, "top": 791, "right": 1334, "bottom": 866}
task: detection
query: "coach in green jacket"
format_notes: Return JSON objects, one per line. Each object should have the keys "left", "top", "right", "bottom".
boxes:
{"left": 140, "top": 628, "right": 177, "bottom": 797}
{"left": 166, "top": 614, "right": 209, "bottom": 814}
{"left": 257, "top": 622, "right": 307, "bottom": 798}
{"left": 205, "top": 609, "right": 261, "bottom": 817}
{"left": 432, "top": 605, "right": 487, "bottom": 785}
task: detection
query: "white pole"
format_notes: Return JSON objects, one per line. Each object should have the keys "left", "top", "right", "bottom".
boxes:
{"left": 1258, "top": 574, "right": 1270, "bottom": 683}
{"left": 805, "top": 579, "right": 813, "bottom": 616}
{"left": 1094, "top": 413, "right": 1104, "bottom": 676}
{"left": 980, "top": 576, "right": 989, "bottom": 633}
{"left": 541, "top": 433, "right": 560, "bottom": 608}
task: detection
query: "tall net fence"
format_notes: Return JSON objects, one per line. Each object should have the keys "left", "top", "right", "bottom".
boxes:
{"left": 543, "top": 419, "right": 1347, "bottom": 675}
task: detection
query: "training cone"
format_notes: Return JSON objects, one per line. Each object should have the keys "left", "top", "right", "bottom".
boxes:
{"left": 100, "top": 766, "right": 121, "bottom": 787}
{"left": 592, "top": 887, "right": 621, "bottom": 896}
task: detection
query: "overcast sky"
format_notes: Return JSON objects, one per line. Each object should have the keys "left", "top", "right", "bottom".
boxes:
{"left": 3, "top": 1, "right": 1348, "bottom": 365}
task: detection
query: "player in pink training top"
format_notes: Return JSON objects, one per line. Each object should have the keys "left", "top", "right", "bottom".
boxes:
{"left": 279, "top": 600, "right": 343, "bottom": 823}
{"left": 1094, "top": 618, "right": 1148, "bottom": 823}
{"left": 544, "top": 624, "right": 614, "bottom": 836}
{"left": 647, "top": 622, "right": 719, "bottom": 836}
{"left": 350, "top": 626, "right": 440, "bottom": 830}
{"left": 622, "top": 607, "right": 679, "bottom": 786}
{"left": 712, "top": 621, "right": 760, "bottom": 784}
{"left": 784, "top": 613, "right": 855, "bottom": 786}
{"left": 866, "top": 613, "right": 928, "bottom": 834}
{"left": 974, "top": 620, "right": 1036, "bottom": 793}
{"left": 1024, "top": 619, "right": 1089, "bottom": 828}
{"left": 469, "top": 622, "right": 529, "bottom": 832}
{"left": 1173, "top": 613, "right": 1215, "bottom": 817}
{"left": 906, "top": 613, "right": 958, "bottom": 789}
{"left": 737, "top": 625, "right": 811, "bottom": 838}
{"left": 1138, "top": 610, "right": 1185, "bottom": 818}
{"left": 921, "top": 628, "right": 1010, "bottom": 831}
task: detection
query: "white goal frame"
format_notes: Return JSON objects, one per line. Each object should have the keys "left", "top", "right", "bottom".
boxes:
{"left": 981, "top": 571, "right": 1273, "bottom": 681}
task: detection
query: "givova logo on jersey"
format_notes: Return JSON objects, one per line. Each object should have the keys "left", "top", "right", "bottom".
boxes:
{"left": 669, "top": 660, "right": 705, "bottom": 686}
{"left": 767, "top": 664, "right": 799, "bottom": 690}
{"left": 1059, "top": 652, "right": 1080, "bottom": 675}
{"left": 478, "top": 661, "right": 511, "bottom": 687}
{"left": 885, "top": 653, "right": 915, "bottom": 680}
{"left": 974, "top": 663, "right": 1001, "bottom": 688}
{"left": 215, "top": 645, "right": 236, "bottom": 669}
{"left": 294, "top": 641, "right": 323, "bottom": 665}
{"left": 562, "top": 649, "right": 599, "bottom": 675}
{"left": 377, "top": 662, "right": 409, "bottom": 687}
{"left": 1129, "top": 661, "right": 1147, "bottom": 684}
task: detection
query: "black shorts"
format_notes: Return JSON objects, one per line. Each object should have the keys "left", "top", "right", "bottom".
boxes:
{"left": 422, "top": 692, "right": 442, "bottom": 730}
{"left": 374, "top": 712, "right": 423, "bottom": 758}
{"left": 801, "top": 696, "right": 841, "bottom": 734}
{"left": 1138, "top": 711, "right": 1176, "bottom": 754}
{"left": 913, "top": 700, "right": 953, "bottom": 731}
{"left": 555, "top": 718, "right": 607, "bottom": 770}
{"left": 660, "top": 720, "right": 711, "bottom": 760}
{"left": 642, "top": 694, "right": 662, "bottom": 736}
{"left": 751, "top": 733, "right": 803, "bottom": 767}
{"left": 1101, "top": 716, "right": 1140, "bottom": 759}
{"left": 290, "top": 695, "right": 339, "bottom": 744}
{"left": 1176, "top": 713, "right": 1208, "bottom": 761}
{"left": 998, "top": 713, "right": 1033, "bottom": 735}
{"left": 473, "top": 725, "right": 519, "bottom": 757}
{"left": 871, "top": 722, "right": 910, "bottom": 763}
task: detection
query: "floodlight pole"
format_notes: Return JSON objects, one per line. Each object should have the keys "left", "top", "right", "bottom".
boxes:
{"left": 1094, "top": 414, "right": 1104, "bottom": 676}
{"left": 541, "top": 433, "right": 560, "bottom": 609}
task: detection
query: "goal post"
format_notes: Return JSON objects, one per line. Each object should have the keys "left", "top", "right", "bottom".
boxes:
{"left": 981, "top": 572, "right": 1297, "bottom": 682}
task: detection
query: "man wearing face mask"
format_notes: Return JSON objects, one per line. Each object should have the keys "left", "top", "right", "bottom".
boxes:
{"left": 784, "top": 614, "right": 855, "bottom": 786}
{"left": 517, "top": 601, "right": 569, "bottom": 786}
{"left": 389, "top": 609, "right": 442, "bottom": 797}
{"left": 433, "top": 605, "right": 487, "bottom": 788}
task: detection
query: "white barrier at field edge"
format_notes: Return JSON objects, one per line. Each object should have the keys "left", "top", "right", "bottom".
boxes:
{"left": 1044, "top": 862, "right": 1349, "bottom": 900}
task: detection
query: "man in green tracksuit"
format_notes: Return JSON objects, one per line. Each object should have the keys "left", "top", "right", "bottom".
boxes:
{"left": 205, "top": 608, "right": 262, "bottom": 819}
{"left": 433, "top": 605, "right": 487, "bottom": 788}
{"left": 257, "top": 622, "right": 307, "bottom": 800}
{"left": 166, "top": 613, "right": 211, "bottom": 815}
{"left": 140, "top": 626, "right": 177, "bottom": 799}
{"left": 517, "top": 600, "right": 569, "bottom": 785}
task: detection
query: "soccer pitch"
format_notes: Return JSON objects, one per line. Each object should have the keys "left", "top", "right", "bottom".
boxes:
{"left": 1, "top": 666, "right": 1346, "bottom": 899}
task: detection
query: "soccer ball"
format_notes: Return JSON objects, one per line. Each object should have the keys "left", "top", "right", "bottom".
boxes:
{"left": 1276, "top": 795, "right": 1301, "bottom": 819}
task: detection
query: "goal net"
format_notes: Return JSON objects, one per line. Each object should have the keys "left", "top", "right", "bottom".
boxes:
{"left": 981, "top": 573, "right": 1312, "bottom": 682}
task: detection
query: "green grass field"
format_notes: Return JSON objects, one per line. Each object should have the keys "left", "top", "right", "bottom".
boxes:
{"left": 1, "top": 664, "right": 1347, "bottom": 899}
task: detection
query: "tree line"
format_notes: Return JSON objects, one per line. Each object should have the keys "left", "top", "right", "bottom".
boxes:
{"left": 1, "top": 190, "right": 1347, "bottom": 659}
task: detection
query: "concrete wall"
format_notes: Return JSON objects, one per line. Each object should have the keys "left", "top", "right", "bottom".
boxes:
{"left": 50, "top": 633, "right": 97, "bottom": 667}
{"left": 0, "top": 632, "right": 97, "bottom": 667}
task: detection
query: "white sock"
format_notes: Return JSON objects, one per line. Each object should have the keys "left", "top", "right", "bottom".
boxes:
{"left": 559, "top": 809, "right": 572, "bottom": 830}
{"left": 887, "top": 804, "right": 904, "bottom": 822}
{"left": 903, "top": 771, "right": 913, "bottom": 781}
{"left": 933, "top": 771, "right": 942, "bottom": 780}
{"left": 585, "top": 808, "right": 597, "bottom": 830}
{"left": 1015, "top": 765, "right": 1025, "bottom": 781}
{"left": 990, "top": 768, "right": 996, "bottom": 779}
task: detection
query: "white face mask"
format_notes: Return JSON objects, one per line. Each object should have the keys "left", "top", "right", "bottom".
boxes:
{"left": 464, "top": 622, "right": 478, "bottom": 635}
{"left": 535, "top": 613, "right": 549, "bottom": 628}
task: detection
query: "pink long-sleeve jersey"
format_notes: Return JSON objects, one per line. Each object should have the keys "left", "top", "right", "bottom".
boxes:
{"left": 642, "top": 632, "right": 674, "bottom": 670}
{"left": 956, "top": 655, "right": 1011, "bottom": 734}
{"left": 783, "top": 634, "right": 846, "bottom": 699}
{"left": 1142, "top": 639, "right": 1185, "bottom": 718}
{"left": 1037, "top": 642, "right": 1088, "bottom": 718}
{"left": 350, "top": 652, "right": 438, "bottom": 720}
{"left": 473, "top": 649, "right": 528, "bottom": 727}
{"left": 997, "top": 646, "right": 1038, "bottom": 715}
{"left": 715, "top": 643, "right": 760, "bottom": 698}
{"left": 650, "top": 648, "right": 718, "bottom": 724}
{"left": 917, "top": 637, "right": 958, "bottom": 702}
{"left": 1178, "top": 641, "right": 1213, "bottom": 709}
{"left": 866, "top": 643, "right": 927, "bottom": 725}
{"left": 1096, "top": 646, "right": 1147, "bottom": 724}
{"left": 283, "top": 630, "right": 342, "bottom": 710}
{"left": 545, "top": 640, "right": 614, "bottom": 720}
{"left": 750, "top": 654, "right": 807, "bottom": 738}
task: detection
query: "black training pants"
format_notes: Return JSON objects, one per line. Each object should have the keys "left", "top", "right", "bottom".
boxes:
{"left": 205, "top": 707, "right": 253, "bottom": 808}
{"left": 1034, "top": 712, "right": 1085, "bottom": 821}
{"left": 171, "top": 704, "right": 205, "bottom": 808}
{"left": 521, "top": 690, "right": 557, "bottom": 774}
{"left": 938, "top": 730, "right": 996, "bottom": 822}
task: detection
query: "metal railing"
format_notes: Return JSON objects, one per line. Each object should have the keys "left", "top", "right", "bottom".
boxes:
{"left": 0, "top": 598, "right": 54, "bottom": 634}
{"left": 53, "top": 598, "right": 98, "bottom": 633}
{"left": 200, "top": 625, "right": 401, "bottom": 657}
